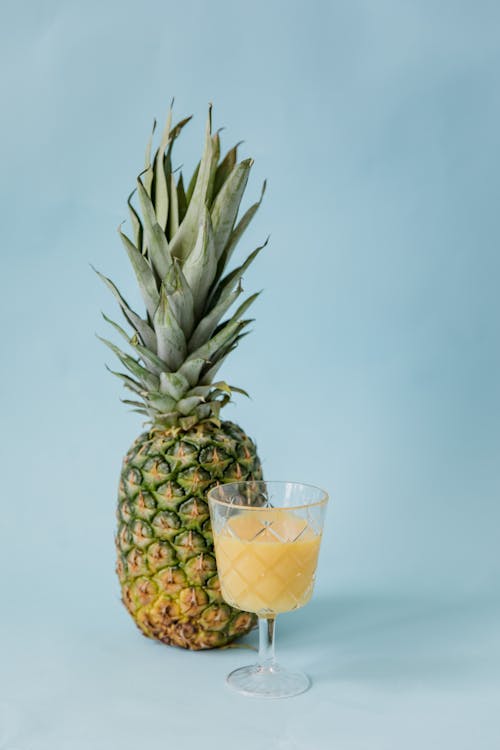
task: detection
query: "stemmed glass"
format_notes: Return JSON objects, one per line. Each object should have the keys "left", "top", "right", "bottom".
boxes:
{"left": 207, "top": 480, "right": 328, "bottom": 698}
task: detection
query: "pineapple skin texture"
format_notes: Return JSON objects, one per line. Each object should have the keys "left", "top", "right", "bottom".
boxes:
{"left": 116, "top": 420, "right": 262, "bottom": 649}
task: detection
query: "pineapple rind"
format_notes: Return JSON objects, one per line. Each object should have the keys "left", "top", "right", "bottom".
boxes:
{"left": 116, "top": 420, "right": 262, "bottom": 650}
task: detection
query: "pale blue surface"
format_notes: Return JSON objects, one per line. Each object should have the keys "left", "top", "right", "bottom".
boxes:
{"left": 2, "top": 593, "right": 500, "bottom": 749}
{"left": 1, "top": 0, "right": 499, "bottom": 747}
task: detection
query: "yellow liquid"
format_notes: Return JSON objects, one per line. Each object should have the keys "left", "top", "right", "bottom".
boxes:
{"left": 213, "top": 509, "right": 321, "bottom": 615}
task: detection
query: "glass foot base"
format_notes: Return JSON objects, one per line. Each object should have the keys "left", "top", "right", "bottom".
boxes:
{"left": 227, "top": 663, "right": 311, "bottom": 698}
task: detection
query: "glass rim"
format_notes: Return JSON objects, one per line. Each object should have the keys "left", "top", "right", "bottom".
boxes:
{"left": 206, "top": 480, "right": 329, "bottom": 511}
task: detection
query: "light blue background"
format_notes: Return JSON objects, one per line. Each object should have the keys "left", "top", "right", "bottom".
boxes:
{"left": 1, "top": 1, "right": 499, "bottom": 748}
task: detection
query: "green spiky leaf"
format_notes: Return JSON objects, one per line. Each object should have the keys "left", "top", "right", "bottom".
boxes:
{"left": 168, "top": 171, "right": 179, "bottom": 237}
{"left": 127, "top": 190, "right": 143, "bottom": 252}
{"left": 178, "top": 357, "right": 207, "bottom": 387}
{"left": 169, "top": 107, "right": 216, "bottom": 262}
{"left": 153, "top": 285, "right": 186, "bottom": 370}
{"left": 164, "top": 260, "right": 195, "bottom": 337}
{"left": 213, "top": 142, "right": 240, "bottom": 198}
{"left": 131, "top": 339, "right": 167, "bottom": 375}
{"left": 186, "top": 162, "right": 200, "bottom": 204}
{"left": 118, "top": 228, "right": 159, "bottom": 318}
{"left": 176, "top": 173, "right": 187, "bottom": 223}
{"left": 218, "top": 180, "right": 266, "bottom": 274}
{"left": 177, "top": 395, "right": 205, "bottom": 415}
{"left": 136, "top": 178, "right": 171, "bottom": 279}
{"left": 93, "top": 266, "right": 156, "bottom": 352}
{"left": 182, "top": 207, "right": 217, "bottom": 317}
{"left": 188, "top": 283, "right": 242, "bottom": 353}
{"left": 209, "top": 238, "right": 268, "bottom": 311}
{"left": 160, "top": 371, "right": 190, "bottom": 400}
{"left": 211, "top": 158, "right": 252, "bottom": 260}
{"left": 105, "top": 366, "right": 145, "bottom": 396}
{"left": 102, "top": 312, "right": 132, "bottom": 344}
{"left": 98, "top": 336, "right": 160, "bottom": 390}
{"left": 152, "top": 108, "right": 172, "bottom": 230}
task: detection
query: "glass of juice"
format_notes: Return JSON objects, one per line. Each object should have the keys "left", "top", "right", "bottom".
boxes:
{"left": 207, "top": 480, "right": 328, "bottom": 698}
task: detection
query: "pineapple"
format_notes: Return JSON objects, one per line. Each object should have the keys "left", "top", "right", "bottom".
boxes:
{"left": 96, "top": 103, "right": 267, "bottom": 649}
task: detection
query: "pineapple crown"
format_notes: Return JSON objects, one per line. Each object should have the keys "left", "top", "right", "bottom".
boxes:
{"left": 96, "top": 103, "right": 267, "bottom": 431}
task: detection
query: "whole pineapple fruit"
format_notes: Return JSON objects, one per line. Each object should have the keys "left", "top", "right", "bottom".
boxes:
{"left": 96, "top": 104, "right": 267, "bottom": 649}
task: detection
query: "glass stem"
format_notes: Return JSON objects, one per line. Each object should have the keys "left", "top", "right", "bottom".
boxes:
{"left": 258, "top": 616, "right": 276, "bottom": 670}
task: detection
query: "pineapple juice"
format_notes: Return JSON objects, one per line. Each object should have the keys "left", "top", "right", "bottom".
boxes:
{"left": 213, "top": 509, "right": 321, "bottom": 616}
